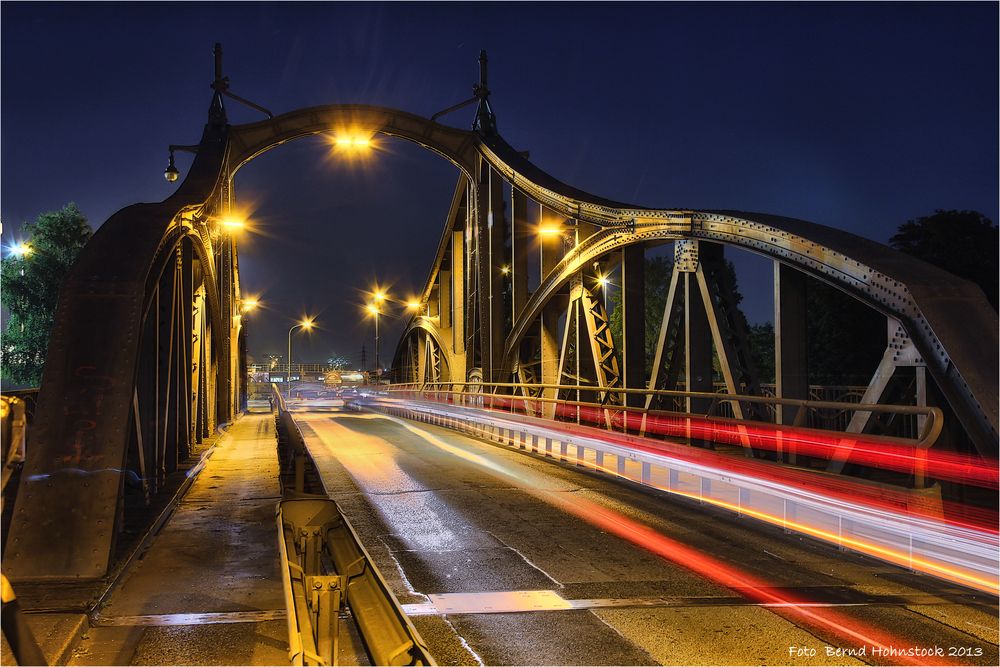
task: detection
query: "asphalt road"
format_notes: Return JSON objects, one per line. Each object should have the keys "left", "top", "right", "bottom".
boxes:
{"left": 293, "top": 408, "right": 999, "bottom": 666}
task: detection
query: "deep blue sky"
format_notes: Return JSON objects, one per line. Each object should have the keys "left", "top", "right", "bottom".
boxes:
{"left": 2, "top": 2, "right": 997, "bottom": 365}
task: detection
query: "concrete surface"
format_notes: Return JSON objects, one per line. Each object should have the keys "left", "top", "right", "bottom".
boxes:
{"left": 65, "top": 413, "right": 288, "bottom": 666}
{"left": 294, "top": 408, "right": 1000, "bottom": 666}
{"left": 52, "top": 412, "right": 367, "bottom": 666}
{"left": 1, "top": 612, "right": 88, "bottom": 666}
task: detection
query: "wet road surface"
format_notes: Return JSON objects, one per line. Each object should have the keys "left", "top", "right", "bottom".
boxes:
{"left": 293, "top": 408, "right": 999, "bottom": 666}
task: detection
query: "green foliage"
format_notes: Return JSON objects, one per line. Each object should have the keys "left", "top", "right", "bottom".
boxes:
{"left": 2, "top": 203, "right": 93, "bottom": 387}
{"left": 805, "top": 280, "right": 886, "bottom": 386}
{"left": 608, "top": 255, "right": 674, "bottom": 375}
{"left": 608, "top": 253, "right": 764, "bottom": 381}
{"left": 803, "top": 209, "right": 998, "bottom": 388}
{"left": 889, "top": 209, "right": 997, "bottom": 309}
{"left": 749, "top": 322, "right": 775, "bottom": 384}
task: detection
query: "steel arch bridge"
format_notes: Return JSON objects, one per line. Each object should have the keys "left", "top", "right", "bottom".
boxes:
{"left": 5, "top": 49, "right": 997, "bottom": 582}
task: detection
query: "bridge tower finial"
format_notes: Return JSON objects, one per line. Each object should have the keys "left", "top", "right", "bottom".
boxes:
{"left": 208, "top": 42, "right": 229, "bottom": 127}
{"left": 473, "top": 50, "right": 497, "bottom": 135}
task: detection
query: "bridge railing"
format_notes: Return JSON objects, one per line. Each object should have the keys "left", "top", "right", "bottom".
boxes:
{"left": 383, "top": 381, "right": 941, "bottom": 445}
{"left": 375, "top": 381, "right": 963, "bottom": 496}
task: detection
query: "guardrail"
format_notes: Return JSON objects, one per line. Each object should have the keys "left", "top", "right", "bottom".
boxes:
{"left": 1, "top": 395, "right": 29, "bottom": 493}
{"left": 277, "top": 498, "right": 434, "bottom": 666}
{"left": 273, "top": 384, "right": 314, "bottom": 494}
{"left": 382, "top": 381, "right": 946, "bottom": 491}
{"left": 385, "top": 381, "right": 942, "bottom": 448}
{"left": 359, "top": 393, "right": 998, "bottom": 596}
{"left": 272, "top": 384, "right": 435, "bottom": 666}
{"left": 2, "top": 392, "right": 46, "bottom": 664}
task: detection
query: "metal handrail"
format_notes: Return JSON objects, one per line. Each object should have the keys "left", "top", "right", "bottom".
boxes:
{"left": 382, "top": 381, "right": 944, "bottom": 448}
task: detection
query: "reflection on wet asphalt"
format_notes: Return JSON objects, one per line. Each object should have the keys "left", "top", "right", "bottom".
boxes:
{"left": 294, "top": 410, "right": 999, "bottom": 667}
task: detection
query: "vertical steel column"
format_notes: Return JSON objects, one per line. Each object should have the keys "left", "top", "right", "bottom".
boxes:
{"left": 191, "top": 283, "right": 206, "bottom": 443}
{"left": 475, "top": 159, "right": 506, "bottom": 381}
{"left": 621, "top": 244, "right": 646, "bottom": 407}
{"left": 219, "top": 232, "right": 234, "bottom": 425}
{"left": 465, "top": 179, "right": 477, "bottom": 375}
{"left": 774, "top": 262, "right": 808, "bottom": 425}
{"left": 451, "top": 227, "right": 467, "bottom": 381}
{"left": 539, "top": 204, "right": 563, "bottom": 415}
{"left": 487, "top": 166, "right": 507, "bottom": 380}
{"left": 439, "top": 268, "right": 452, "bottom": 331}
{"left": 416, "top": 333, "right": 427, "bottom": 385}
{"left": 205, "top": 310, "right": 217, "bottom": 434}
{"left": 138, "top": 288, "right": 159, "bottom": 497}
{"left": 685, "top": 272, "right": 713, "bottom": 414}
{"left": 156, "top": 261, "right": 177, "bottom": 479}
{"left": 511, "top": 187, "right": 530, "bottom": 326}
{"left": 178, "top": 242, "right": 193, "bottom": 460}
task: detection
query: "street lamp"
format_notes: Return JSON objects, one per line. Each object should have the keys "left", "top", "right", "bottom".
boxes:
{"left": 287, "top": 318, "right": 314, "bottom": 395}
{"left": 164, "top": 151, "right": 180, "bottom": 182}
{"left": 10, "top": 242, "right": 32, "bottom": 258}
{"left": 596, "top": 273, "right": 610, "bottom": 312}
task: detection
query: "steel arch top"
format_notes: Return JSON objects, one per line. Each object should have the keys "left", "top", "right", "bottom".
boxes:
{"left": 227, "top": 104, "right": 482, "bottom": 178}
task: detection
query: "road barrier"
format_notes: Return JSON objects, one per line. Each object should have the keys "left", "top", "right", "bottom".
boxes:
{"left": 273, "top": 385, "right": 434, "bottom": 666}
{"left": 277, "top": 498, "right": 434, "bottom": 666}
{"left": 272, "top": 384, "right": 320, "bottom": 495}
{"left": 360, "top": 393, "right": 999, "bottom": 596}
{"left": 1, "top": 395, "right": 29, "bottom": 493}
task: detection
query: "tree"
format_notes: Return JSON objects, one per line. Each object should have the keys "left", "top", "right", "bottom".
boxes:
{"left": 805, "top": 280, "right": 885, "bottom": 386}
{"left": 2, "top": 203, "right": 93, "bottom": 387}
{"left": 608, "top": 255, "right": 674, "bottom": 375}
{"left": 608, "top": 253, "right": 771, "bottom": 381}
{"left": 749, "top": 322, "right": 775, "bottom": 384}
{"left": 889, "top": 210, "right": 998, "bottom": 309}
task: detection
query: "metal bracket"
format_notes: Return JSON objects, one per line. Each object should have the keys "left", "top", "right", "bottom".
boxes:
{"left": 674, "top": 240, "right": 699, "bottom": 273}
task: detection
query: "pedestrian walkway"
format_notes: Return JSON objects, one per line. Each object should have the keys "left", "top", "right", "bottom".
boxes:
{"left": 66, "top": 412, "right": 288, "bottom": 666}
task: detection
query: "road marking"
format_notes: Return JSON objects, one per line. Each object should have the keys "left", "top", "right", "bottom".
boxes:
{"left": 399, "top": 589, "right": 985, "bottom": 616}
{"left": 92, "top": 609, "right": 287, "bottom": 627}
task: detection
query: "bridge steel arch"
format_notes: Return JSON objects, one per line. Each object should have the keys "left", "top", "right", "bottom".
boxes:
{"left": 5, "top": 102, "right": 505, "bottom": 581}
{"left": 7, "top": 82, "right": 997, "bottom": 582}
{"left": 4, "top": 119, "right": 242, "bottom": 580}
{"left": 402, "top": 131, "right": 998, "bottom": 461}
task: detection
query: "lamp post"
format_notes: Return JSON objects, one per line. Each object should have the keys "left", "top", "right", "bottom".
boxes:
{"left": 365, "top": 288, "right": 421, "bottom": 383}
{"left": 287, "top": 318, "right": 314, "bottom": 395}
{"left": 366, "top": 303, "right": 381, "bottom": 381}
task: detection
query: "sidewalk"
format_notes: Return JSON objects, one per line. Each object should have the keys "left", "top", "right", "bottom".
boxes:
{"left": 4, "top": 412, "right": 291, "bottom": 666}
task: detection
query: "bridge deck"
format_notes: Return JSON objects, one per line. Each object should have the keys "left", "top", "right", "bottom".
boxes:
{"left": 4, "top": 413, "right": 367, "bottom": 666}
{"left": 292, "top": 407, "right": 999, "bottom": 666}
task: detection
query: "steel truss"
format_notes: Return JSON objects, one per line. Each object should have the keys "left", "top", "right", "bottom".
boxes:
{"left": 8, "top": 52, "right": 996, "bottom": 584}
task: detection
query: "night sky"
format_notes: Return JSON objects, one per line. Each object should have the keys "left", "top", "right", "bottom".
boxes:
{"left": 2, "top": 2, "right": 997, "bottom": 367}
